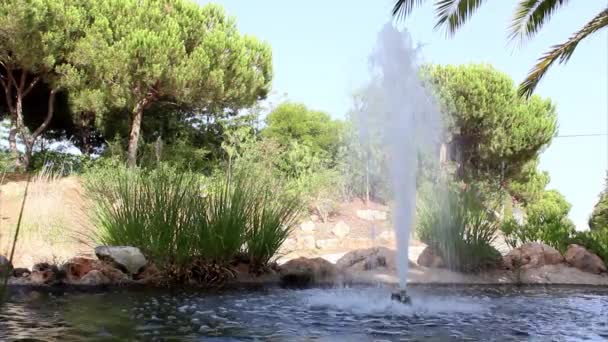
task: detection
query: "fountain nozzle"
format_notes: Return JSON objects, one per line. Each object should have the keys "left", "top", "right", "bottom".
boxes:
{"left": 391, "top": 289, "right": 412, "bottom": 305}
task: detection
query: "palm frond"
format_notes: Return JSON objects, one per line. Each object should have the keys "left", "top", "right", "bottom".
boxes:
{"left": 434, "top": 0, "right": 487, "bottom": 36}
{"left": 509, "top": 0, "right": 571, "bottom": 43}
{"left": 519, "top": 8, "right": 608, "bottom": 97}
{"left": 393, "top": 0, "right": 429, "bottom": 20}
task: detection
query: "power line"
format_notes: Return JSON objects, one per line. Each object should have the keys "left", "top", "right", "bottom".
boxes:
{"left": 554, "top": 133, "right": 608, "bottom": 138}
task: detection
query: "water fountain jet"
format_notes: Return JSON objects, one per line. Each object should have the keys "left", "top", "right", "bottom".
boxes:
{"left": 358, "top": 23, "right": 442, "bottom": 304}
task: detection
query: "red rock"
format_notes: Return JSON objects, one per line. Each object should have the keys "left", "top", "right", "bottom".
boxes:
{"left": 417, "top": 246, "right": 445, "bottom": 268}
{"left": 565, "top": 244, "right": 607, "bottom": 274}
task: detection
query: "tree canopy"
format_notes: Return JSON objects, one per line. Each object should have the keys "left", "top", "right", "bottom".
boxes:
{"left": 64, "top": 0, "right": 272, "bottom": 167}
{"left": 589, "top": 175, "right": 608, "bottom": 231}
{"left": 262, "top": 102, "right": 344, "bottom": 161}
{"left": 0, "top": 0, "right": 88, "bottom": 168}
{"left": 421, "top": 64, "right": 557, "bottom": 187}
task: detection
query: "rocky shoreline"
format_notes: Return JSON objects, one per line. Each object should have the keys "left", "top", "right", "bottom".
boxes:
{"left": 2, "top": 243, "right": 607, "bottom": 290}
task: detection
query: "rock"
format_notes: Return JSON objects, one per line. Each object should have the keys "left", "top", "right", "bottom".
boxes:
{"left": 300, "top": 221, "right": 316, "bottom": 233}
{"left": 315, "top": 238, "right": 339, "bottom": 250}
{"left": 29, "top": 263, "right": 60, "bottom": 285}
{"left": 356, "top": 209, "right": 388, "bottom": 221}
{"left": 564, "top": 244, "right": 607, "bottom": 274}
{"left": 503, "top": 242, "right": 564, "bottom": 270}
{"left": 135, "top": 263, "right": 162, "bottom": 284}
{"left": 0, "top": 254, "right": 12, "bottom": 274}
{"left": 417, "top": 246, "right": 445, "bottom": 268}
{"left": 377, "top": 231, "right": 394, "bottom": 242}
{"left": 297, "top": 235, "right": 316, "bottom": 250}
{"left": 520, "top": 264, "right": 608, "bottom": 285}
{"left": 63, "top": 257, "right": 98, "bottom": 283}
{"left": 279, "top": 257, "right": 337, "bottom": 286}
{"left": 79, "top": 270, "right": 111, "bottom": 286}
{"left": 281, "top": 238, "right": 297, "bottom": 252}
{"left": 343, "top": 238, "right": 374, "bottom": 250}
{"left": 12, "top": 268, "right": 30, "bottom": 278}
{"left": 332, "top": 221, "right": 350, "bottom": 239}
{"left": 63, "top": 256, "right": 130, "bottom": 285}
{"left": 336, "top": 247, "right": 411, "bottom": 272}
{"left": 95, "top": 246, "right": 147, "bottom": 275}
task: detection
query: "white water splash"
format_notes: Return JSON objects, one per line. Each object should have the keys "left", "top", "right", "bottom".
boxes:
{"left": 358, "top": 24, "right": 442, "bottom": 290}
{"left": 302, "top": 288, "right": 485, "bottom": 316}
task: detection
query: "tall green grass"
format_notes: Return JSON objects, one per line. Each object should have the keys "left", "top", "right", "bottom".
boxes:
{"left": 417, "top": 185, "right": 501, "bottom": 272}
{"left": 86, "top": 165, "right": 302, "bottom": 282}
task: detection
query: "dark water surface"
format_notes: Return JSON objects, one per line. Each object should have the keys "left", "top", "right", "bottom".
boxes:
{"left": 1, "top": 285, "right": 608, "bottom": 341}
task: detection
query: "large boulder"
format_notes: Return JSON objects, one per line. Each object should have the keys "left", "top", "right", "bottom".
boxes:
{"left": 564, "top": 244, "right": 607, "bottom": 274}
{"left": 0, "top": 254, "right": 12, "bottom": 275}
{"left": 95, "top": 246, "right": 147, "bottom": 275}
{"left": 503, "top": 242, "right": 563, "bottom": 270}
{"left": 336, "top": 247, "right": 409, "bottom": 272}
{"left": 417, "top": 246, "right": 445, "bottom": 268}
{"left": 279, "top": 257, "right": 337, "bottom": 286}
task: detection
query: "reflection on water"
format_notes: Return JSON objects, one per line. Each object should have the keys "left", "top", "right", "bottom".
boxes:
{"left": 1, "top": 285, "right": 608, "bottom": 341}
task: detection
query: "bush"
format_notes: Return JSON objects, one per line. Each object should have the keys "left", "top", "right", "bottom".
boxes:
{"left": 417, "top": 185, "right": 501, "bottom": 273}
{"left": 87, "top": 166, "right": 203, "bottom": 266}
{"left": 500, "top": 207, "right": 576, "bottom": 253}
{"left": 86, "top": 165, "right": 302, "bottom": 283}
{"left": 29, "top": 150, "right": 89, "bottom": 175}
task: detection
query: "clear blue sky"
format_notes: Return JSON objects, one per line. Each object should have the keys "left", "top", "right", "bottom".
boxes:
{"left": 202, "top": 0, "right": 608, "bottom": 230}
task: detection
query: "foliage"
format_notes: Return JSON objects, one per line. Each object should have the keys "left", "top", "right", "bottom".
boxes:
{"left": 589, "top": 175, "right": 608, "bottom": 231}
{"left": 507, "top": 159, "right": 550, "bottom": 205}
{"left": 263, "top": 102, "right": 344, "bottom": 165}
{"left": 0, "top": 0, "right": 88, "bottom": 168}
{"left": 86, "top": 165, "right": 302, "bottom": 281}
{"left": 392, "top": 0, "right": 608, "bottom": 97}
{"left": 67, "top": 0, "right": 273, "bottom": 167}
{"left": 87, "top": 166, "right": 203, "bottom": 267}
{"left": 417, "top": 184, "right": 501, "bottom": 273}
{"left": 501, "top": 190, "right": 575, "bottom": 252}
{"left": 29, "top": 151, "right": 89, "bottom": 175}
{"left": 245, "top": 174, "right": 302, "bottom": 271}
{"left": 421, "top": 64, "right": 557, "bottom": 188}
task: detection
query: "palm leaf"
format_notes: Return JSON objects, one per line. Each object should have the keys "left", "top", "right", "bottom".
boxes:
{"left": 519, "top": 8, "right": 608, "bottom": 97}
{"left": 509, "top": 0, "right": 571, "bottom": 43}
{"left": 393, "top": 0, "right": 429, "bottom": 20}
{"left": 435, "top": 0, "right": 487, "bottom": 36}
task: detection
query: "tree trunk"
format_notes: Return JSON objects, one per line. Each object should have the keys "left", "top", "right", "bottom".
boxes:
{"left": 19, "top": 89, "right": 56, "bottom": 170}
{"left": 8, "top": 121, "right": 20, "bottom": 169}
{"left": 77, "top": 111, "right": 95, "bottom": 155}
{"left": 127, "top": 100, "right": 146, "bottom": 168}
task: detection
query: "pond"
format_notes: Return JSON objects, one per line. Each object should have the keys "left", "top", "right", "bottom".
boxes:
{"left": 1, "top": 285, "right": 608, "bottom": 341}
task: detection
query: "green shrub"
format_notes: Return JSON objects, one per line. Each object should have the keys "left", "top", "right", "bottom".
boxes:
{"left": 417, "top": 186, "right": 501, "bottom": 273}
{"left": 29, "top": 151, "right": 89, "bottom": 175}
{"left": 500, "top": 208, "right": 576, "bottom": 253}
{"left": 246, "top": 181, "right": 301, "bottom": 271}
{"left": 87, "top": 166, "right": 202, "bottom": 266}
{"left": 86, "top": 165, "right": 302, "bottom": 282}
